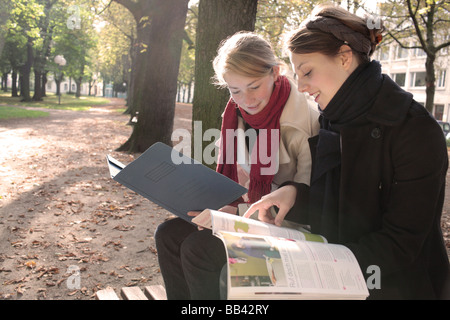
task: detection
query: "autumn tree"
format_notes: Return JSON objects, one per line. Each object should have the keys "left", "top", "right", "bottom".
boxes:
{"left": 97, "top": 2, "right": 136, "bottom": 105}
{"left": 31, "top": 0, "right": 58, "bottom": 101}
{"left": 113, "top": 0, "right": 190, "bottom": 153}
{"left": 177, "top": 4, "right": 196, "bottom": 104}
{"left": 255, "top": 0, "right": 324, "bottom": 57}
{"left": 191, "top": 0, "right": 258, "bottom": 165}
{"left": 4, "top": 0, "right": 44, "bottom": 101}
{"left": 381, "top": 0, "right": 450, "bottom": 113}
{"left": 0, "top": 0, "right": 11, "bottom": 57}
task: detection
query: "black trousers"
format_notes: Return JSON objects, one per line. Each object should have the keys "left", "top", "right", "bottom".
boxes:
{"left": 154, "top": 218, "right": 227, "bottom": 300}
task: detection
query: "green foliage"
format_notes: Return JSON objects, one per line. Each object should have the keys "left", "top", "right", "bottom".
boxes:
{"left": 0, "top": 105, "right": 49, "bottom": 119}
{"left": 255, "top": 0, "right": 324, "bottom": 57}
{"left": 95, "top": 1, "right": 135, "bottom": 91}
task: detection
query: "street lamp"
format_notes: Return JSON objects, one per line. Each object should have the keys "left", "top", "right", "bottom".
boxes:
{"left": 54, "top": 55, "right": 66, "bottom": 105}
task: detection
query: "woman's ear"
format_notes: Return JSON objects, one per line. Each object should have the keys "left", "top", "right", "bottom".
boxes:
{"left": 272, "top": 65, "right": 281, "bottom": 79}
{"left": 339, "top": 44, "right": 357, "bottom": 72}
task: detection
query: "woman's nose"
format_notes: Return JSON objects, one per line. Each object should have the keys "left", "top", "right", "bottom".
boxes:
{"left": 243, "top": 93, "right": 255, "bottom": 106}
{"left": 297, "top": 79, "right": 309, "bottom": 93}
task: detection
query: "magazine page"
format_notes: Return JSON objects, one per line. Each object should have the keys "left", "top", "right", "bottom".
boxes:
{"left": 237, "top": 203, "right": 311, "bottom": 231}
{"left": 193, "top": 209, "right": 327, "bottom": 243}
{"left": 217, "top": 231, "right": 369, "bottom": 300}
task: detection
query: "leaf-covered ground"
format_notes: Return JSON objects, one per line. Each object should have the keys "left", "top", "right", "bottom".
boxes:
{"left": 0, "top": 99, "right": 192, "bottom": 299}
{"left": 0, "top": 98, "right": 448, "bottom": 300}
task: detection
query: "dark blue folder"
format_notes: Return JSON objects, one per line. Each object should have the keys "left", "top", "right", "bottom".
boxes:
{"left": 106, "top": 142, "right": 247, "bottom": 223}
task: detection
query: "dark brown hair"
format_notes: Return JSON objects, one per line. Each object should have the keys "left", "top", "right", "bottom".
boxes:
{"left": 286, "top": 5, "right": 384, "bottom": 64}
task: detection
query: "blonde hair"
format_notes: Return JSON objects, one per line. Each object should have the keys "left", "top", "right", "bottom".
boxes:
{"left": 286, "top": 5, "right": 384, "bottom": 64}
{"left": 212, "top": 32, "right": 285, "bottom": 88}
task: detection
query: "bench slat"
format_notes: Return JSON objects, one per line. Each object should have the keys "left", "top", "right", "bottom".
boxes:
{"left": 144, "top": 285, "right": 167, "bottom": 300}
{"left": 121, "top": 286, "right": 148, "bottom": 300}
{"left": 96, "top": 287, "right": 120, "bottom": 300}
{"left": 96, "top": 285, "right": 167, "bottom": 300}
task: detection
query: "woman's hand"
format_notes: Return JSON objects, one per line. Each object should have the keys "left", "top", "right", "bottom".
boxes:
{"left": 243, "top": 185, "right": 297, "bottom": 226}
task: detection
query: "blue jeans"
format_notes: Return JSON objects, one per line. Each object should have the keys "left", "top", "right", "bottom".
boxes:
{"left": 154, "top": 218, "right": 227, "bottom": 300}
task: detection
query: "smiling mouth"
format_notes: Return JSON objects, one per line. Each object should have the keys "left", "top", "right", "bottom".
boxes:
{"left": 246, "top": 103, "right": 261, "bottom": 110}
{"left": 311, "top": 92, "right": 320, "bottom": 102}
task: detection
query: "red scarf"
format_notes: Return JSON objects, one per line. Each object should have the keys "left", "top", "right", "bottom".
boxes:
{"left": 216, "top": 75, "right": 291, "bottom": 203}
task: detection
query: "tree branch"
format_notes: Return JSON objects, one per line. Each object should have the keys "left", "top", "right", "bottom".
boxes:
{"left": 386, "top": 30, "right": 422, "bottom": 49}
{"left": 406, "top": 0, "right": 429, "bottom": 54}
{"left": 436, "top": 41, "right": 450, "bottom": 52}
{"left": 96, "top": 0, "right": 114, "bottom": 16}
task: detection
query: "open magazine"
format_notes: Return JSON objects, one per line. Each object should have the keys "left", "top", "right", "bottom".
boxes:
{"left": 192, "top": 210, "right": 369, "bottom": 300}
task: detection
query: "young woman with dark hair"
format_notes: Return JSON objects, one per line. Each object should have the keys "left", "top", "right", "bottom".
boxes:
{"left": 245, "top": 5, "right": 449, "bottom": 299}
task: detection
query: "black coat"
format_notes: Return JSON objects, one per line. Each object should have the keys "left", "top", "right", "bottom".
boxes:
{"left": 294, "top": 73, "right": 449, "bottom": 299}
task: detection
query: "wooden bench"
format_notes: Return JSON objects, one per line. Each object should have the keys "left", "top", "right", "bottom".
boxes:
{"left": 96, "top": 285, "right": 167, "bottom": 300}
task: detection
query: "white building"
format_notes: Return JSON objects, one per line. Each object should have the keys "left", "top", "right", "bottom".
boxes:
{"left": 375, "top": 42, "right": 449, "bottom": 121}
{"left": 44, "top": 76, "right": 113, "bottom": 97}
{"left": 5, "top": 74, "right": 117, "bottom": 98}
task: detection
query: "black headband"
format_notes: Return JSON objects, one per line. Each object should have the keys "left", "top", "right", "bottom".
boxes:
{"left": 306, "top": 16, "right": 372, "bottom": 56}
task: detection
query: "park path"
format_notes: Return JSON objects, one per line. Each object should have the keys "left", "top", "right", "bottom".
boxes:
{"left": 0, "top": 98, "right": 191, "bottom": 299}
{"left": 0, "top": 98, "right": 448, "bottom": 299}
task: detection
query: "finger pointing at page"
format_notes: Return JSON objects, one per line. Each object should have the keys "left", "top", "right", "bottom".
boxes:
{"left": 243, "top": 199, "right": 274, "bottom": 224}
{"left": 244, "top": 185, "right": 298, "bottom": 226}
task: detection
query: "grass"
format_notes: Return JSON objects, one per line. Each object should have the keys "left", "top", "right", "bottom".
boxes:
{"left": 0, "top": 91, "right": 112, "bottom": 119}
{"left": 0, "top": 105, "right": 50, "bottom": 119}
{"left": 0, "top": 92, "right": 110, "bottom": 111}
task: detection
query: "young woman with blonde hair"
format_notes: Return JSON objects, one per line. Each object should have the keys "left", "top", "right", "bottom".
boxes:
{"left": 155, "top": 31, "right": 319, "bottom": 299}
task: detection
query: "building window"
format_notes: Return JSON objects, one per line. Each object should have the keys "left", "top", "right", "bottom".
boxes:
{"left": 437, "top": 70, "right": 446, "bottom": 88}
{"left": 410, "top": 71, "right": 426, "bottom": 87}
{"left": 392, "top": 73, "right": 406, "bottom": 87}
{"left": 413, "top": 46, "right": 426, "bottom": 57}
{"left": 442, "top": 35, "right": 449, "bottom": 55}
{"left": 395, "top": 45, "right": 409, "bottom": 59}
{"left": 435, "top": 104, "right": 444, "bottom": 121}
{"left": 379, "top": 45, "right": 390, "bottom": 61}
{"left": 64, "top": 83, "right": 68, "bottom": 91}
{"left": 47, "top": 81, "right": 52, "bottom": 90}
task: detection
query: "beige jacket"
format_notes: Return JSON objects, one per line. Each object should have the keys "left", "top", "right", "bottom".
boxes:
{"left": 236, "top": 80, "right": 320, "bottom": 196}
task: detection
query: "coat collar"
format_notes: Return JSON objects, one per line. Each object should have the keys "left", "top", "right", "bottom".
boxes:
{"left": 366, "top": 75, "right": 413, "bottom": 126}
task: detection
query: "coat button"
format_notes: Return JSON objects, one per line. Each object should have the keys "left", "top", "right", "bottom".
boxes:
{"left": 371, "top": 127, "right": 382, "bottom": 139}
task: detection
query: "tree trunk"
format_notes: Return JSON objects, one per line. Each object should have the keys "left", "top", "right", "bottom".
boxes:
{"left": 424, "top": 2, "right": 436, "bottom": 115}
{"left": 114, "top": 0, "right": 152, "bottom": 119}
{"left": 192, "top": 0, "right": 258, "bottom": 165}
{"left": 1, "top": 73, "right": 7, "bottom": 91}
{"left": 75, "top": 77, "right": 82, "bottom": 98}
{"left": 42, "top": 72, "right": 47, "bottom": 97}
{"left": 11, "top": 70, "right": 18, "bottom": 97}
{"left": 33, "top": 68, "right": 43, "bottom": 101}
{"left": 117, "top": 0, "right": 190, "bottom": 153}
{"left": 425, "top": 53, "right": 436, "bottom": 114}
{"left": 20, "top": 37, "right": 33, "bottom": 102}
